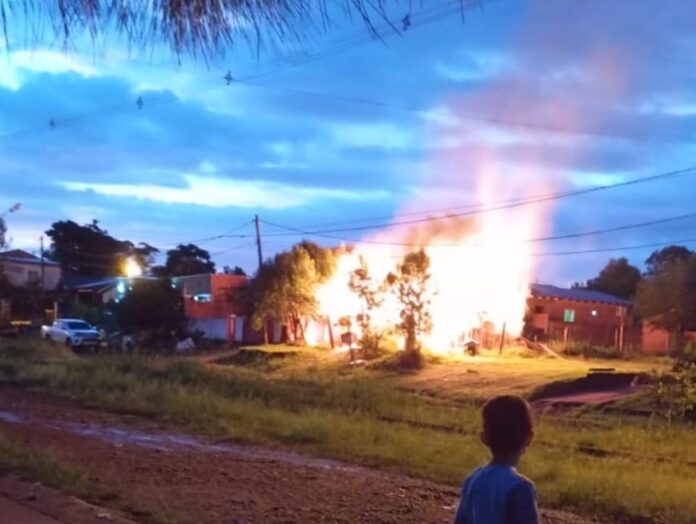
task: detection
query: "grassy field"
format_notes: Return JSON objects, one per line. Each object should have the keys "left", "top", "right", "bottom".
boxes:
{"left": 0, "top": 338, "right": 694, "bottom": 523}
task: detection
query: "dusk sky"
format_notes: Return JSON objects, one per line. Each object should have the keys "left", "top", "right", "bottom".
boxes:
{"left": 2, "top": 0, "right": 696, "bottom": 284}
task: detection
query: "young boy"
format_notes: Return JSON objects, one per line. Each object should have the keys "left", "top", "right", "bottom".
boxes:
{"left": 454, "top": 395, "right": 539, "bottom": 524}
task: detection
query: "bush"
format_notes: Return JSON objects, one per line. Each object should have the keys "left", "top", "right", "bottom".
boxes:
{"left": 558, "top": 341, "right": 625, "bottom": 360}
{"left": 654, "top": 363, "right": 696, "bottom": 422}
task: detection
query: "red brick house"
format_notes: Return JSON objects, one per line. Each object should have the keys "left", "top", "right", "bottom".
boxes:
{"left": 525, "top": 284, "right": 636, "bottom": 349}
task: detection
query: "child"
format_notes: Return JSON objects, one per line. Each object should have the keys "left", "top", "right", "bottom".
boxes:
{"left": 454, "top": 395, "right": 539, "bottom": 524}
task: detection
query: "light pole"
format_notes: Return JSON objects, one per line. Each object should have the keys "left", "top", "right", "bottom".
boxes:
{"left": 0, "top": 203, "right": 21, "bottom": 250}
{"left": 0, "top": 203, "right": 21, "bottom": 219}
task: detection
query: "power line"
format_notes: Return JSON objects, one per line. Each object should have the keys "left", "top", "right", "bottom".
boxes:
{"left": 260, "top": 210, "right": 696, "bottom": 248}
{"left": 532, "top": 237, "right": 696, "bottom": 257}
{"left": 238, "top": 78, "right": 693, "bottom": 144}
{"left": 255, "top": 165, "right": 696, "bottom": 236}
{"left": 0, "top": 1, "right": 473, "bottom": 144}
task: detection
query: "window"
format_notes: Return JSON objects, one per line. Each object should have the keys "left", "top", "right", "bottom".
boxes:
{"left": 563, "top": 309, "right": 575, "bottom": 323}
{"left": 27, "top": 270, "right": 39, "bottom": 282}
{"left": 533, "top": 305, "right": 546, "bottom": 314}
{"left": 591, "top": 310, "right": 598, "bottom": 317}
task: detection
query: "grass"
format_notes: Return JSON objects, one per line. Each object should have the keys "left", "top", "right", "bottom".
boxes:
{"left": 0, "top": 337, "right": 693, "bottom": 523}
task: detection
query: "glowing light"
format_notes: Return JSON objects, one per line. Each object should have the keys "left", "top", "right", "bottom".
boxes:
{"left": 313, "top": 167, "right": 550, "bottom": 354}
{"left": 123, "top": 258, "right": 143, "bottom": 278}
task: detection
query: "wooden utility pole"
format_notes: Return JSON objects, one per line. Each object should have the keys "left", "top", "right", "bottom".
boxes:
{"left": 498, "top": 322, "right": 507, "bottom": 355}
{"left": 40, "top": 236, "right": 45, "bottom": 290}
{"left": 254, "top": 214, "right": 263, "bottom": 270}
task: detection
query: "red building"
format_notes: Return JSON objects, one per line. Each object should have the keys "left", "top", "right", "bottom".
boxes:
{"left": 174, "top": 274, "right": 254, "bottom": 342}
{"left": 525, "top": 284, "right": 636, "bottom": 350}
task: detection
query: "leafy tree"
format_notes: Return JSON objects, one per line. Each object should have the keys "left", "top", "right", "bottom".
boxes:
{"left": 582, "top": 257, "right": 642, "bottom": 299}
{"left": 113, "top": 278, "right": 186, "bottom": 339}
{"left": 46, "top": 220, "right": 159, "bottom": 277}
{"left": 636, "top": 255, "right": 696, "bottom": 348}
{"left": 5, "top": 1, "right": 410, "bottom": 58}
{"left": 645, "top": 246, "right": 693, "bottom": 276}
{"left": 154, "top": 244, "right": 215, "bottom": 276}
{"left": 348, "top": 256, "right": 385, "bottom": 358}
{"left": 248, "top": 241, "right": 337, "bottom": 343}
{"left": 386, "top": 249, "right": 432, "bottom": 360}
{"left": 225, "top": 266, "right": 247, "bottom": 276}
{"left": 46, "top": 220, "right": 129, "bottom": 276}
{"left": 0, "top": 217, "right": 7, "bottom": 250}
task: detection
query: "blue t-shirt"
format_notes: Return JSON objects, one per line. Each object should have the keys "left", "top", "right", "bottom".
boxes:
{"left": 454, "top": 464, "right": 539, "bottom": 524}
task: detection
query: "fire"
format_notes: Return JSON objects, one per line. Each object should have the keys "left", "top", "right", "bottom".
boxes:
{"left": 314, "top": 168, "right": 547, "bottom": 354}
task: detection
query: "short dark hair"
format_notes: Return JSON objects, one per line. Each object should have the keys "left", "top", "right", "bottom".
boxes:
{"left": 482, "top": 395, "right": 533, "bottom": 455}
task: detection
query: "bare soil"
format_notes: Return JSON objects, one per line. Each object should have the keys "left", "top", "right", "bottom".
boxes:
{"left": 0, "top": 388, "right": 595, "bottom": 524}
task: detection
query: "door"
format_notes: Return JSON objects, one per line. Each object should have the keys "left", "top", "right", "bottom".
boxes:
{"left": 233, "top": 316, "right": 245, "bottom": 343}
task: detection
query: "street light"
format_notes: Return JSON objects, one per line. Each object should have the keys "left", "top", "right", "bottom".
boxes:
{"left": 123, "top": 257, "right": 143, "bottom": 278}
{"left": 0, "top": 203, "right": 21, "bottom": 218}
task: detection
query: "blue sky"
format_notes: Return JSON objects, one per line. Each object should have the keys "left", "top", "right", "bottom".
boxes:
{"left": 1, "top": 0, "right": 696, "bottom": 284}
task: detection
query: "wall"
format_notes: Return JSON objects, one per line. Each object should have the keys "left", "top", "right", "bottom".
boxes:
{"left": 526, "top": 296, "right": 634, "bottom": 348}
{"left": 182, "top": 274, "right": 248, "bottom": 320}
{"left": 0, "top": 261, "right": 61, "bottom": 291}
{"left": 189, "top": 318, "right": 230, "bottom": 341}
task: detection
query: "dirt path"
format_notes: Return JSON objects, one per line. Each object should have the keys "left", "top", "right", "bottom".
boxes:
{"left": 0, "top": 388, "right": 595, "bottom": 524}
{"left": 0, "top": 474, "right": 135, "bottom": 524}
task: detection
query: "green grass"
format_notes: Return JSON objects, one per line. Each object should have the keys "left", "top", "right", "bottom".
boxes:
{"left": 0, "top": 338, "right": 693, "bottom": 523}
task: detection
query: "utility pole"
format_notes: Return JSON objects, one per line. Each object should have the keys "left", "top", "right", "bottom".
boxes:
{"left": 40, "top": 236, "right": 45, "bottom": 290}
{"left": 254, "top": 214, "right": 263, "bottom": 270}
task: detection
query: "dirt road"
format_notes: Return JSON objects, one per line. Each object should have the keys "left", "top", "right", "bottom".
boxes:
{"left": 0, "top": 388, "right": 594, "bottom": 524}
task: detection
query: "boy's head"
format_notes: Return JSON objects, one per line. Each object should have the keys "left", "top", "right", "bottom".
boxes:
{"left": 481, "top": 395, "right": 534, "bottom": 459}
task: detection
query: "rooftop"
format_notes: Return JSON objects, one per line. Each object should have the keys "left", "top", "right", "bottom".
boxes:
{"left": 530, "top": 283, "right": 631, "bottom": 306}
{"left": 0, "top": 249, "right": 60, "bottom": 266}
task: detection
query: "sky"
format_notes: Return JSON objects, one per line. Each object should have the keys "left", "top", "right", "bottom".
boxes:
{"left": 1, "top": 0, "right": 696, "bottom": 284}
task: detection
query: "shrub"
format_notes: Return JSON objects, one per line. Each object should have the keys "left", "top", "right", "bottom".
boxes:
{"left": 654, "top": 363, "right": 696, "bottom": 422}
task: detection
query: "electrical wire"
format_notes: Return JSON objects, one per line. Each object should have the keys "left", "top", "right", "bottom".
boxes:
{"left": 253, "top": 165, "right": 696, "bottom": 236}
{"left": 0, "top": 1, "right": 473, "bottom": 143}
{"left": 259, "top": 210, "right": 696, "bottom": 248}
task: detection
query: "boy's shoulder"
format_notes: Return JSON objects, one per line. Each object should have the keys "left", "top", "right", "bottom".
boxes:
{"left": 463, "top": 465, "right": 535, "bottom": 493}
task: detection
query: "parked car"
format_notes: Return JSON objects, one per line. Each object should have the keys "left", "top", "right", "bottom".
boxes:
{"left": 41, "top": 318, "right": 101, "bottom": 349}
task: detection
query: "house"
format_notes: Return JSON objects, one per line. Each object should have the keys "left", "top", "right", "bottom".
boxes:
{"left": 0, "top": 249, "right": 61, "bottom": 290}
{"left": 525, "top": 283, "right": 636, "bottom": 349}
{"left": 173, "top": 273, "right": 274, "bottom": 343}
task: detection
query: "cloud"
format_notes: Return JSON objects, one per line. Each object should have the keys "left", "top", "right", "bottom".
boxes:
{"left": 331, "top": 121, "right": 417, "bottom": 150}
{"left": 60, "top": 174, "right": 389, "bottom": 209}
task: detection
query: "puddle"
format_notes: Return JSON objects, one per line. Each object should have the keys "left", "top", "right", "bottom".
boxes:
{"left": 0, "top": 407, "right": 355, "bottom": 472}
{"left": 0, "top": 410, "right": 24, "bottom": 424}
{"left": 64, "top": 422, "right": 354, "bottom": 471}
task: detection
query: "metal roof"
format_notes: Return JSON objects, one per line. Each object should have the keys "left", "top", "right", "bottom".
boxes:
{"left": 0, "top": 250, "right": 60, "bottom": 266}
{"left": 530, "top": 283, "right": 631, "bottom": 306}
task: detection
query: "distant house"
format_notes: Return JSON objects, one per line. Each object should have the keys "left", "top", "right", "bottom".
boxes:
{"left": 173, "top": 273, "right": 271, "bottom": 343}
{"left": 525, "top": 283, "right": 635, "bottom": 349}
{"left": 0, "top": 249, "right": 61, "bottom": 291}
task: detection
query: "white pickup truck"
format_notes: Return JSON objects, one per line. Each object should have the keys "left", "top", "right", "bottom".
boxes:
{"left": 41, "top": 318, "right": 101, "bottom": 348}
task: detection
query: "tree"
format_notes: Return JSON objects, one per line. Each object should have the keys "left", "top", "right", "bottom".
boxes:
{"left": 645, "top": 246, "right": 693, "bottom": 276}
{"left": 154, "top": 244, "right": 215, "bottom": 276}
{"left": 583, "top": 257, "right": 642, "bottom": 299}
{"left": 636, "top": 254, "right": 696, "bottom": 348}
{"left": 225, "top": 266, "right": 247, "bottom": 276}
{"left": 46, "top": 220, "right": 130, "bottom": 276}
{"left": 0, "top": 217, "right": 7, "bottom": 250}
{"left": 248, "top": 241, "right": 337, "bottom": 344}
{"left": 46, "top": 220, "right": 159, "bottom": 277}
{"left": 4, "top": 1, "right": 412, "bottom": 58}
{"left": 348, "top": 256, "right": 385, "bottom": 358}
{"left": 386, "top": 249, "right": 432, "bottom": 361}
{"left": 113, "top": 278, "right": 186, "bottom": 340}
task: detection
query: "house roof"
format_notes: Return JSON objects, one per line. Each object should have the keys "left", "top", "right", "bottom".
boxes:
{"left": 530, "top": 283, "right": 631, "bottom": 306}
{"left": 0, "top": 249, "right": 60, "bottom": 266}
